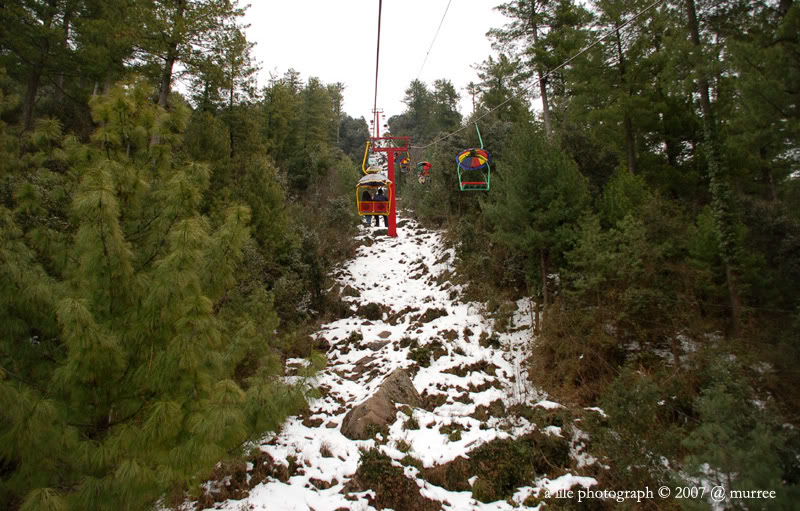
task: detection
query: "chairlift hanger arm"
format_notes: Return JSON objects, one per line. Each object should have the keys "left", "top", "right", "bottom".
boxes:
{"left": 370, "top": 136, "right": 410, "bottom": 153}
{"left": 361, "top": 140, "right": 372, "bottom": 174}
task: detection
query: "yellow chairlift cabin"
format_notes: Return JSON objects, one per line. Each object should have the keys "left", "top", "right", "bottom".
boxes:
{"left": 356, "top": 140, "right": 392, "bottom": 218}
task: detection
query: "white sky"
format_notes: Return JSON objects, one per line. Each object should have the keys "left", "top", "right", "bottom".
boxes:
{"left": 244, "top": 0, "right": 508, "bottom": 123}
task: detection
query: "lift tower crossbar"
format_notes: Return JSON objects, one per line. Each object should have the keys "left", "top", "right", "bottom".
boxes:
{"left": 370, "top": 136, "right": 409, "bottom": 238}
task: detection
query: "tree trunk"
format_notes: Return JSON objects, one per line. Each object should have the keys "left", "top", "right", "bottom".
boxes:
{"left": 22, "top": 0, "right": 58, "bottom": 131}
{"left": 157, "top": 0, "right": 186, "bottom": 109}
{"left": 228, "top": 73, "right": 236, "bottom": 159}
{"left": 651, "top": 31, "right": 678, "bottom": 168}
{"left": 55, "top": 9, "right": 72, "bottom": 109}
{"left": 659, "top": 90, "right": 679, "bottom": 168}
{"left": 623, "top": 113, "right": 637, "bottom": 175}
{"left": 157, "top": 51, "right": 178, "bottom": 109}
{"left": 531, "top": 18, "right": 553, "bottom": 140}
{"left": 760, "top": 147, "right": 777, "bottom": 201}
{"left": 152, "top": 0, "right": 186, "bottom": 147}
{"left": 540, "top": 250, "right": 549, "bottom": 328}
{"left": 615, "top": 29, "right": 637, "bottom": 175}
{"left": 686, "top": 0, "right": 742, "bottom": 336}
{"left": 22, "top": 68, "right": 43, "bottom": 132}
{"left": 662, "top": 114, "right": 678, "bottom": 167}
{"left": 527, "top": 282, "right": 538, "bottom": 335}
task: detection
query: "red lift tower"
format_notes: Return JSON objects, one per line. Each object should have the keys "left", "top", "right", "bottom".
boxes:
{"left": 369, "top": 108, "right": 409, "bottom": 238}
{"left": 370, "top": 135, "right": 409, "bottom": 238}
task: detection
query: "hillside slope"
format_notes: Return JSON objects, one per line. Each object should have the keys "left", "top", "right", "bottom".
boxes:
{"left": 189, "top": 214, "right": 600, "bottom": 511}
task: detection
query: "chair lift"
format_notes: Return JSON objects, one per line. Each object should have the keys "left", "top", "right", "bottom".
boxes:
{"left": 457, "top": 123, "right": 490, "bottom": 191}
{"left": 361, "top": 140, "right": 384, "bottom": 175}
{"left": 355, "top": 172, "right": 393, "bottom": 218}
{"left": 398, "top": 155, "right": 411, "bottom": 172}
{"left": 416, "top": 161, "right": 432, "bottom": 184}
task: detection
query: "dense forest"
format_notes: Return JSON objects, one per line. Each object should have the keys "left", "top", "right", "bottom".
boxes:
{"left": 0, "top": 1, "right": 369, "bottom": 509}
{"left": 391, "top": 0, "right": 800, "bottom": 505}
{"left": 1, "top": 0, "right": 799, "bottom": 509}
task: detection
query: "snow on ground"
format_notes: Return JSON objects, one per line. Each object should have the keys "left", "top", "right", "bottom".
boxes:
{"left": 193, "top": 214, "right": 597, "bottom": 511}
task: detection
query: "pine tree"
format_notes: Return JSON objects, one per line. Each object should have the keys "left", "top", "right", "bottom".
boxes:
{"left": 135, "top": 0, "right": 246, "bottom": 109}
{"left": 490, "top": 0, "right": 591, "bottom": 139}
{"left": 682, "top": 361, "right": 800, "bottom": 510}
{"left": 431, "top": 79, "right": 462, "bottom": 134}
{"left": 0, "top": 78, "right": 309, "bottom": 510}
{"left": 0, "top": 0, "right": 77, "bottom": 130}
{"left": 474, "top": 54, "right": 532, "bottom": 123}
{"left": 685, "top": 0, "right": 744, "bottom": 336}
{"left": 484, "top": 123, "right": 589, "bottom": 330}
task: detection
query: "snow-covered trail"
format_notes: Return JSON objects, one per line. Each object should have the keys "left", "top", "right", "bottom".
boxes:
{"left": 196, "top": 215, "right": 596, "bottom": 511}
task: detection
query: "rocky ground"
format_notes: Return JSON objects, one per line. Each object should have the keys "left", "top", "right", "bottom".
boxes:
{"left": 185, "top": 215, "right": 601, "bottom": 511}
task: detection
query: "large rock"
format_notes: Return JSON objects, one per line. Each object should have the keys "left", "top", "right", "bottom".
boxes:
{"left": 340, "top": 369, "right": 421, "bottom": 440}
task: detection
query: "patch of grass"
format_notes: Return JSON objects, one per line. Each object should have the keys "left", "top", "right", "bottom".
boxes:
{"left": 365, "top": 423, "right": 390, "bottom": 441}
{"left": 286, "top": 455, "right": 300, "bottom": 477}
{"left": 443, "top": 360, "right": 499, "bottom": 377}
{"left": 320, "top": 442, "right": 333, "bottom": 458}
{"left": 349, "top": 449, "right": 441, "bottom": 511}
{"left": 346, "top": 330, "right": 363, "bottom": 344}
{"left": 479, "top": 333, "right": 502, "bottom": 349}
{"left": 440, "top": 423, "right": 464, "bottom": 442}
{"left": 395, "top": 439, "right": 411, "bottom": 453}
{"left": 418, "top": 431, "right": 571, "bottom": 504}
{"left": 404, "top": 416, "right": 420, "bottom": 430}
{"left": 471, "top": 399, "right": 506, "bottom": 421}
{"left": 421, "top": 390, "right": 448, "bottom": 411}
{"left": 418, "top": 307, "right": 449, "bottom": 323}
{"left": 408, "top": 340, "right": 432, "bottom": 367}
{"left": 507, "top": 403, "right": 570, "bottom": 428}
{"left": 493, "top": 301, "right": 518, "bottom": 333}
{"left": 356, "top": 302, "right": 383, "bottom": 320}
{"left": 440, "top": 329, "right": 458, "bottom": 342}
{"left": 400, "top": 454, "right": 424, "bottom": 471}
{"left": 468, "top": 431, "right": 570, "bottom": 502}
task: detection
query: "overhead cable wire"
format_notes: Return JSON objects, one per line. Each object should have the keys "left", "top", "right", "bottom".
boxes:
{"left": 410, "top": 0, "right": 667, "bottom": 150}
{"left": 373, "top": 0, "right": 383, "bottom": 126}
{"left": 415, "top": 0, "right": 454, "bottom": 82}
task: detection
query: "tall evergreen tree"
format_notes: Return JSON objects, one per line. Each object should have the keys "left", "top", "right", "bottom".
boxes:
{"left": 0, "top": 0, "right": 79, "bottom": 130}
{"left": 136, "top": 0, "right": 245, "bottom": 109}
{"left": 474, "top": 54, "right": 532, "bottom": 123}
{"left": 685, "top": 0, "right": 743, "bottom": 336}
{"left": 0, "top": 78, "right": 308, "bottom": 511}
{"left": 338, "top": 115, "right": 370, "bottom": 162}
{"left": 262, "top": 70, "right": 303, "bottom": 167}
{"left": 327, "top": 82, "right": 345, "bottom": 145}
{"left": 484, "top": 124, "right": 589, "bottom": 330}
{"left": 431, "top": 79, "right": 462, "bottom": 133}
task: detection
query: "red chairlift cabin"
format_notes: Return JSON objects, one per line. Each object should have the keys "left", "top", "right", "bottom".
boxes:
{"left": 356, "top": 172, "right": 393, "bottom": 217}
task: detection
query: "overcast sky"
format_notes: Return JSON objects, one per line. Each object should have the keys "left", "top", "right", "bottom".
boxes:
{"left": 244, "top": 0, "right": 508, "bottom": 124}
